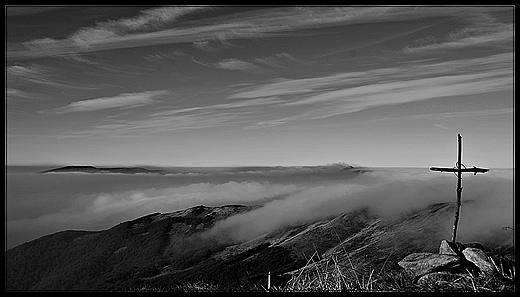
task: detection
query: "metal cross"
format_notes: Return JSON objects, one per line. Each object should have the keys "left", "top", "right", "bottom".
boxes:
{"left": 430, "top": 134, "right": 489, "bottom": 242}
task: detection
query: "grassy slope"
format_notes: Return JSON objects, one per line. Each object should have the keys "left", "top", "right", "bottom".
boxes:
{"left": 281, "top": 202, "right": 515, "bottom": 292}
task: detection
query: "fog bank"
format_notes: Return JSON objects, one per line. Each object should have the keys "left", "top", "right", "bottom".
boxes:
{"left": 5, "top": 166, "right": 513, "bottom": 250}
{"left": 206, "top": 168, "right": 514, "bottom": 245}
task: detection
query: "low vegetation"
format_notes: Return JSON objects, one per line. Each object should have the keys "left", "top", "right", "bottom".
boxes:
{"left": 139, "top": 250, "right": 514, "bottom": 292}
{"left": 277, "top": 251, "right": 515, "bottom": 292}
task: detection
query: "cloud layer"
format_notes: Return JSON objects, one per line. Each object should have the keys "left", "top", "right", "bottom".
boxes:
{"left": 6, "top": 167, "right": 513, "bottom": 250}
{"left": 230, "top": 53, "right": 512, "bottom": 110}
{"left": 206, "top": 168, "right": 514, "bottom": 246}
{"left": 7, "top": 6, "right": 512, "bottom": 60}
{"left": 48, "top": 50, "right": 512, "bottom": 139}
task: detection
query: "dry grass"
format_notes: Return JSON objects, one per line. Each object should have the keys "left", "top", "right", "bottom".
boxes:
{"left": 273, "top": 251, "right": 515, "bottom": 292}
{"left": 266, "top": 218, "right": 515, "bottom": 292}
{"left": 132, "top": 249, "right": 514, "bottom": 292}
{"left": 280, "top": 252, "right": 378, "bottom": 292}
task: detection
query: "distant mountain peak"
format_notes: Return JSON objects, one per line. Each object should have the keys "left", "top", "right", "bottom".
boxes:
{"left": 40, "top": 165, "right": 159, "bottom": 174}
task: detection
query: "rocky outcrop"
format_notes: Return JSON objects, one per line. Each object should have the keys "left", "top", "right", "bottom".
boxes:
{"left": 398, "top": 252, "right": 461, "bottom": 278}
{"left": 398, "top": 239, "right": 498, "bottom": 284}
{"left": 462, "top": 247, "right": 496, "bottom": 275}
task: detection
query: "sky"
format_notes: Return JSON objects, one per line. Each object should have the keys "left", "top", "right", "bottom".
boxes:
{"left": 5, "top": 6, "right": 515, "bottom": 168}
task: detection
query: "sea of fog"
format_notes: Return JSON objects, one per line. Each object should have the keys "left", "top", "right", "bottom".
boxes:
{"left": 5, "top": 165, "right": 514, "bottom": 250}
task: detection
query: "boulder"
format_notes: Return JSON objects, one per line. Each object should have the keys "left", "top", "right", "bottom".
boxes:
{"left": 439, "top": 240, "right": 461, "bottom": 256}
{"left": 462, "top": 247, "right": 497, "bottom": 275}
{"left": 438, "top": 240, "right": 486, "bottom": 254}
{"left": 399, "top": 240, "right": 496, "bottom": 285}
{"left": 398, "top": 252, "right": 462, "bottom": 278}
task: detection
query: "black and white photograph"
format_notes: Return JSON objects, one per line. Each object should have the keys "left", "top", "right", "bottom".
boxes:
{"left": 5, "top": 5, "right": 514, "bottom": 292}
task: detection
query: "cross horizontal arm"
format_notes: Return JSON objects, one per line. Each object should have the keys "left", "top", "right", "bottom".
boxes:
{"left": 430, "top": 166, "right": 489, "bottom": 175}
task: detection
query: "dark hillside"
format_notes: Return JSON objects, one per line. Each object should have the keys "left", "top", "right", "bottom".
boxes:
{"left": 6, "top": 205, "right": 257, "bottom": 290}
{"left": 5, "top": 203, "right": 514, "bottom": 291}
{"left": 5, "top": 230, "right": 97, "bottom": 290}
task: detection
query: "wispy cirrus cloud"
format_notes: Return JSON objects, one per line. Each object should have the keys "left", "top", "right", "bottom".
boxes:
{"left": 192, "top": 53, "right": 299, "bottom": 73}
{"left": 7, "top": 64, "right": 67, "bottom": 88}
{"left": 231, "top": 52, "right": 513, "bottom": 127}
{"left": 254, "top": 53, "right": 301, "bottom": 68}
{"left": 8, "top": 6, "right": 511, "bottom": 61}
{"left": 72, "top": 6, "right": 205, "bottom": 42}
{"left": 192, "top": 57, "right": 267, "bottom": 73}
{"left": 57, "top": 111, "right": 243, "bottom": 139}
{"left": 6, "top": 64, "right": 100, "bottom": 100}
{"left": 56, "top": 96, "right": 282, "bottom": 138}
{"left": 7, "top": 65, "right": 44, "bottom": 79}
{"left": 39, "top": 90, "right": 168, "bottom": 114}
{"left": 368, "top": 107, "right": 513, "bottom": 131}
{"left": 403, "top": 10, "right": 513, "bottom": 53}
{"left": 6, "top": 88, "right": 35, "bottom": 101}
{"left": 215, "top": 59, "right": 266, "bottom": 72}
{"left": 144, "top": 49, "right": 186, "bottom": 61}
{"left": 58, "top": 51, "right": 513, "bottom": 137}
{"left": 231, "top": 52, "right": 512, "bottom": 100}
{"left": 7, "top": 6, "right": 211, "bottom": 60}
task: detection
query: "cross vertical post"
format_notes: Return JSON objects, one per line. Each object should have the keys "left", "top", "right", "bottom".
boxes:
{"left": 453, "top": 134, "right": 463, "bottom": 242}
{"left": 429, "top": 134, "right": 489, "bottom": 243}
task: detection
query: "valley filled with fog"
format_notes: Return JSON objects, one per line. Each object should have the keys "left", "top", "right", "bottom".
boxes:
{"left": 6, "top": 165, "right": 513, "bottom": 251}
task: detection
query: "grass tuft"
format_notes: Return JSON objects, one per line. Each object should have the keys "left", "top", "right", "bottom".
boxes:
{"left": 273, "top": 250, "right": 515, "bottom": 292}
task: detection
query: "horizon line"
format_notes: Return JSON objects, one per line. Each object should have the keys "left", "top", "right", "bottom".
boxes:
{"left": 5, "top": 163, "right": 513, "bottom": 170}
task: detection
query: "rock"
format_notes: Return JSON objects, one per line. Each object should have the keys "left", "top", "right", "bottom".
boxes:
{"left": 398, "top": 252, "right": 462, "bottom": 278}
{"left": 399, "top": 240, "right": 496, "bottom": 284}
{"left": 462, "top": 247, "right": 497, "bottom": 275}
{"left": 439, "top": 240, "right": 461, "bottom": 256}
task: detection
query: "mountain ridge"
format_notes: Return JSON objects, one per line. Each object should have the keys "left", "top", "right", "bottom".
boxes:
{"left": 39, "top": 165, "right": 162, "bottom": 174}
{"left": 5, "top": 203, "right": 514, "bottom": 291}
{"left": 37, "top": 163, "right": 366, "bottom": 175}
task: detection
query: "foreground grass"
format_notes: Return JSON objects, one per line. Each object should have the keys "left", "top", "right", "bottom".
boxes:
{"left": 275, "top": 253, "right": 515, "bottom": 292}
{"left": 132, "top": 252, "right": 514, "bottom": 292}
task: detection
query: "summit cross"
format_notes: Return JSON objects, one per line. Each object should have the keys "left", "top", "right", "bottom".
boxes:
{"left": 429, "top": 134, "right": 489, "bottom": 242}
